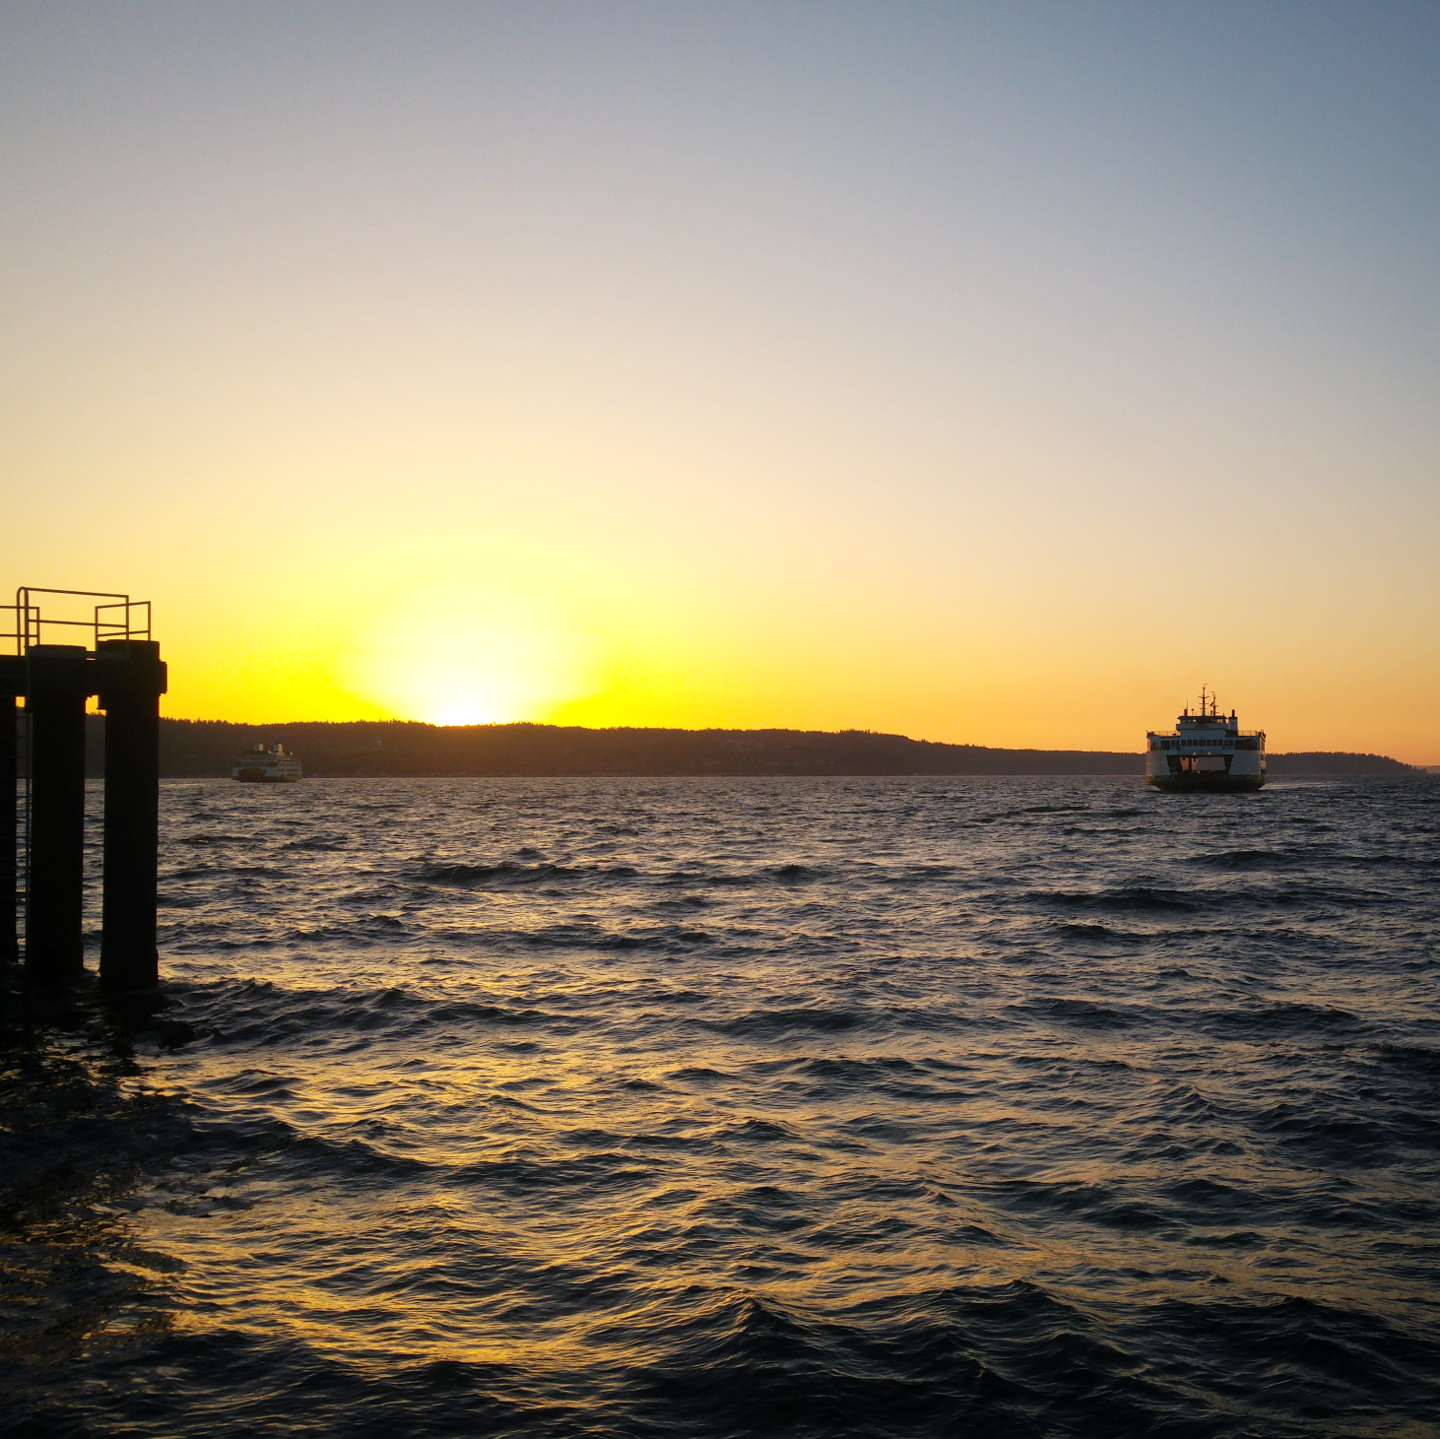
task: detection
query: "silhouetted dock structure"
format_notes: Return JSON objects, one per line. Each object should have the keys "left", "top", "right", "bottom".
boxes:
{"left": 3, "top": 588, "right": 166, "bottom": 992}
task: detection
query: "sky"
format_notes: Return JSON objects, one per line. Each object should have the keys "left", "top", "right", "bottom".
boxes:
{"left": 1, "top": 2, "right": 1437, "bottom": 759}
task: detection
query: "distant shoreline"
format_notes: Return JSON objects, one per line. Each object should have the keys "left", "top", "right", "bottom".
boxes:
{"left": 56, "top": 717, "right": 1429, "bottom": 779}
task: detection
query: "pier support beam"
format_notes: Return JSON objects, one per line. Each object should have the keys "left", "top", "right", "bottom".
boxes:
{"left": 24, "top": 645, "right": 91, "bottom": 989}
{"left": 97, "top": 640, "right": 166, "bottom": 992}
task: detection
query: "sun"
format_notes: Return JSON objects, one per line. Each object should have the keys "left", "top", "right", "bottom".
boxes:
{"left": 434, "top": 700, "right": 494, "bottom": 727}
{"left": 344, "top": 592, "right": 593, "bottom": 726}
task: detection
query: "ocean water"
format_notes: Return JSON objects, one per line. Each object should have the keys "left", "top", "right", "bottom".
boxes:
{"left": 3, "top": 775, "right": 1439, "bottom": 1438}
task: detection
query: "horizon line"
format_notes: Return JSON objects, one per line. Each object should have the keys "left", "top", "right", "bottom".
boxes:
{"left": 88, "top": 713, "right": 1433, "bottom": 766}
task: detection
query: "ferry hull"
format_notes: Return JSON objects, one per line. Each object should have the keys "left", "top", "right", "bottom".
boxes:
{"left": 234, "top": 769, "right": 301, "bottom": 783}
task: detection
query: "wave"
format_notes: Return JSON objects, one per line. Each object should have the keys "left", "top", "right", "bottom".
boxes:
{"left": 768, "top": 863, "right": 827, "bottom": 884}
{"left": 1022, "top": 996, "right": 1144, "bottom": 1030}
{"left": 1371, "top": 1041, "right": 1440, "bottom": 1077}
{"left": 1054, "top": 921, "right": 1151, "bottom": 945}
{"left": 169, "top": 978, "right": 559, "bottom": 1045}
{"left": 703, "top": 1006, "right": 864, "bottom": 1037}
{"left": 1036, "top": 885, "right": 1197, "bottom": 913}
{"left": 417, "top": 860, "right": 594, "bottom": 887}
{"left": 1197, "top": 1001, "right": 1365, "bottom": 1040}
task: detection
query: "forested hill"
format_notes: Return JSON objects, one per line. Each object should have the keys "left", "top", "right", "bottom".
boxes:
{"left": 156, "top": 720, "right": 1144, "bottom": 776}
{"left": 102, "top": 719, "right": 1428, "bottom": 778}
{"left": 1265, "top": 752, "right": 1425, "bottom": 777}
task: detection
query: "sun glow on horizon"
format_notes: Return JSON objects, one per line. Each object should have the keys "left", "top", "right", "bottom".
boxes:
{"left": 342, "top": 589, "right": 595, "bottom": 728}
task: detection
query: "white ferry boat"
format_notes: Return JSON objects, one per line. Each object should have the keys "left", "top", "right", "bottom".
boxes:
{"left": 231, "top": 743, "right": 303, "bottom": 783}
{"left": 1146, "top": 688, "right": 1265, "bottom": 792}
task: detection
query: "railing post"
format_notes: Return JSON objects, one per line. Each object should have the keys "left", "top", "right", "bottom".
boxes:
{"left": 98, "top": 640, "right": 167, "bottom": 992}
{"left": 24, "top": 645, "right": 92, "bottom": 988}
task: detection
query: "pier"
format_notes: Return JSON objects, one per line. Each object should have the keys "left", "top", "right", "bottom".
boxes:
{"left": 3, "top": 588, "right": 166, "bottom": 992}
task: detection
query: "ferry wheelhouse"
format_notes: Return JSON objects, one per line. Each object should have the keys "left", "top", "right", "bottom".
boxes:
{"left": 231, "top": 743, "right": 302, "bottom": 783}
{"left": 1146, "top": 689, "right": 1265, "bottom": 792}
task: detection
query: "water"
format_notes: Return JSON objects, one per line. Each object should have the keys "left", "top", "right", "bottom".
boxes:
{"left": 4, "top": 776, "right": 1439, "bottom": 1437}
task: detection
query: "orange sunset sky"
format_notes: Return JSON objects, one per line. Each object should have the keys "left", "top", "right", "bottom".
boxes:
{"left": 3, "top": 5, "right": 1437, "bottom": 761}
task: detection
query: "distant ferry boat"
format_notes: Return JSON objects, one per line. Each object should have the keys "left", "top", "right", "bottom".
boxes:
{"left": 232, "top": 743, "right": 303, "bottom": 783}
{"left": 1146, "top": 689, "right": 1266, "bottom": 792}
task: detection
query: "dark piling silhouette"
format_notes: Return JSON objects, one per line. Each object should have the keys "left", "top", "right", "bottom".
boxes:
{"left": 98, "top": 639, "right": 165, "bottom": 990}
{"left": 24, "top": 644, "right": 90, "bottom": 986}
{"left": 3, "top": 590, "right": 166, "bottom": 994}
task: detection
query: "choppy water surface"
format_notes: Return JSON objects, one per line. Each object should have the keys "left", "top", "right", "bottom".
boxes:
{"left": 4, "top": 776, "right": 1439, "bottom": 1437}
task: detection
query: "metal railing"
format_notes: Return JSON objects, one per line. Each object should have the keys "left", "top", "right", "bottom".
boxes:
{"left": 5, "top": 587, "right": 151, "bottom": 655}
